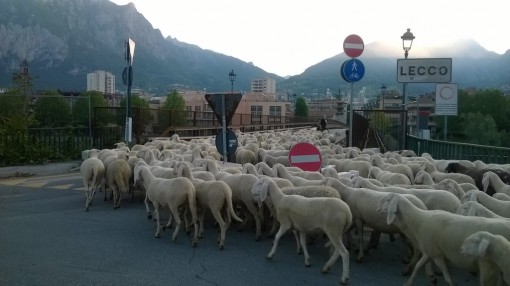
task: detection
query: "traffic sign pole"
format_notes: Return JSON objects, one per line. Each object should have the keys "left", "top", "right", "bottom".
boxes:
{"left": 222, "top": 94, "right": 227, "bottom": 163}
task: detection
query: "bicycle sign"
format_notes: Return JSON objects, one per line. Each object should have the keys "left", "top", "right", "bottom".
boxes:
{"left": 341, "top": 59, "right": 365, "bottom": 83}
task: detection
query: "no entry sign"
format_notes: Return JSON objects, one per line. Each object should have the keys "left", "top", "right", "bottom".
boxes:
{"left": 288, "top": 142, "right": 322, "bottom": 172}
{"left": 343, "top": 34, "right": 364, "bottom": 58}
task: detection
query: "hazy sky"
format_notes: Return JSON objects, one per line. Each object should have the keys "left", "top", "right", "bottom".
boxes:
{"left": 110, "top": 0, "right": 508, "bottom": 77}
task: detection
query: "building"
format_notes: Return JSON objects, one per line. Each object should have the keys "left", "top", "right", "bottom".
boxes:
{"left": 87, "top": 70, "right": 115, "bottom": 94}
{"left": 251, "top": 77, "right": 276, "bottom": 94}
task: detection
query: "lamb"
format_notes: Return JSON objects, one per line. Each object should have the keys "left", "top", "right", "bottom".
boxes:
{"left": 456, "top": 201, "right": 508, "bottom": 220}
{"left": 368, "top": 166, "right": 412, "bottom": 186}
{"left": 355, "top": 176, "right": 461, "bottom": 213}
{"left": 461, "top": 190, "right": 510, "bottom": 218}
{"left": 105, "top": 158, "right": 132, "bottom": 209}
{"left": 272, "top": 163, "right": 325, "bottom": 187}
{"left": 460, "top": 231, "right": 510, "bottom": 285}
{"left": 176, "top": 161, "right": 243, "bottom": 249}
{"left": 80, "top": 150, "right": 105, "bottom": 211}
{"left": 482, "top": 170, "right": 510, "bottom": 197}
{"left": 323, "top": 177, "right": 427, "bottom": 271}
{"left": 235, "top": 147, "right": 257, "bottom": 165}
{"left": 324, "top": 158, "right": 372, "bottom": 178}
{"left": 445, "top": 162, "right": 510, "bottom": 195}
{"left": 251, "top": 177, "right": 352, "bottom": 285}
{"left": 420, "top": 161, "right": 476, "bottom": 185}
{"left": 376, "top": 192, "right": 510, "bottom": 286}
{"left": 134, "top": 164, "right": 199, "bottom": 247}
{"left": 370, "top": 155, "right": 414, "bottom": 184}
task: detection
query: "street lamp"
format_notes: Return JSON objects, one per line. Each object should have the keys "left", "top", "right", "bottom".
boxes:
{"left": 221, "top": 69, "right": 236, "bottom": 164}
{"left": 400, "top": 28, "right": 415, "bottom": 149}
{"left": 381, "top": 84, "right": 387, "bottom": 110}
{"left": 229, "top": 70, "right": 236, "bottom": 94}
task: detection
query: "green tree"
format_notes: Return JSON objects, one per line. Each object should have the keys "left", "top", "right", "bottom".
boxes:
{"left": 33, "top": 90, "right": 72, "bottom": 127}
{"left": 73, "top": 91, "right": 108, "bottom": 126}
{"left": 294, "top": 96, "right": 308, "bottom": 117}
{"left": 157, "top": 90, "right": 187, "bottom": 134}
{"left": 0, "top": 90, "right": 24, "bottom": 124}
{"left": 462, "top": 112, "right": 501, "bottom": 146}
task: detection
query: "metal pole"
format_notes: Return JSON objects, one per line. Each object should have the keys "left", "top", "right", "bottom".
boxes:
{"left": 222, "top": 92, "right": 227, "bottom": 164}
{"left": 88, "top": 94, "right": 92, "bottom": 148}
{"left": 401, "top": 52, "right": 408, "bottom": 150}
{"left": 444, "top": 116, "right": 448, "bottom": 141}
{"left": 349, "top": 81, "right": 354, "bottom": 147}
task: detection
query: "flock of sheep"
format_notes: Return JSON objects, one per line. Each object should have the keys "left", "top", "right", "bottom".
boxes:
{"left": 79, "top": 128, "right": 510, "bottom": 286}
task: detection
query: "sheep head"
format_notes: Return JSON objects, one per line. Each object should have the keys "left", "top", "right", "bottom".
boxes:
{"left": 481, "top": 171, "right": 492, "bottom": 193}
{"left": 460, "top": 231, "right": 492, "bottom": 257}
{"left": 251, "top": 177, "right": 270, "bottom": 207}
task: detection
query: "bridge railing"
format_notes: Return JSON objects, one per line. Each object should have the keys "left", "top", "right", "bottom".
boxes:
{"left": 407, "top": 135, "right": 510, "bottom": 164}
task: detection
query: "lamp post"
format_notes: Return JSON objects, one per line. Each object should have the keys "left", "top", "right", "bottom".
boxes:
{"left": 400, "top": 28, "right": 415, "bottom": 149}
{"left": 221, "top": 69, "right": 236, "bottom": 163}
{"left": 381, "top": 84, "right": 386, "bottom": 110}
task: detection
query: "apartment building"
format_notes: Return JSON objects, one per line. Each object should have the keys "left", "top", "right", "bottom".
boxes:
{"left": 87, "top": 70, "right": 115, "bottom": 94}
{"left": 251, "top": 77, "right": 276, "bottom": 94}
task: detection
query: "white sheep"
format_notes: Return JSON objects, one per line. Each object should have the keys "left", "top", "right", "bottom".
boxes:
{"left": 420, "top": 161, "right": 476, "bottom": 186}
{"left": 235, "top": 147, "right": 257, "bottom": 165}
{"left": 187, "top": 177, "right": 243, "bottom": 249}
{"left": 482, "top": 170, "right": 510, "bottom": 196}
{"left": 80, "top": 150, "right": 105, "bottom": 211}
{"left": 134, "top": 164, "right": 199, "bottom": 247}
{"left": 323, "top": 177, "right": 427, "bottom": 271}
{"left": 105, "top": 158, "right": 132, "bottom": 209}
{"left": 460, "top": 231, "right": 510, "bottom": 285}
{"left": 251, "top": 177, "right": 352, "bottom": 285}
{"left": 355, "top": 176, "right": 461, "bottom": 213}
{"left": 324, "top": 158, "right": 372, "bottom": 178}
{"left": 456, "top": 201, "right": 508, "bottom": 220}
{"left": 461, "top": 190, "right": 510, "bottom": 218}
{"left": 370, "top": 154, "right": 414, "bottom": 184}
{"left": 493, "top": 192, "right": 510, "bottom": 201}
{"left": 377, "top": 192, "right": 510, "bottom": 286}
{"left": 368, "top": 166, "right": 412, "bottom": 186}
{"left": 272, "top": 163, "right": 324, "bottom": 187}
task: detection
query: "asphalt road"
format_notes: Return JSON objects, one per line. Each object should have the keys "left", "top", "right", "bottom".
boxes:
{"left": 0, "top": 172, "right": 479, "bottom": 286}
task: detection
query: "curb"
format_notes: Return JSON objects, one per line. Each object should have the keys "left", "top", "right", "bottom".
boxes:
{"left": 0, "top": 161, "right": 82, "bottom": 179}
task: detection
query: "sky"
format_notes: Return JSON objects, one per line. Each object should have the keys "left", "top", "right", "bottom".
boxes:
{"left": 110, "top": 0, "right": 509, "bottom": 77}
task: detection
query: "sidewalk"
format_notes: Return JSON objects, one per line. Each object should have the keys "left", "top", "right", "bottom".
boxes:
{"left": 0, "top": 161, "right": 82, "bottom": 179}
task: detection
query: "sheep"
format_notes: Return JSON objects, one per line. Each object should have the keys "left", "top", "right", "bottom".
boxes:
{"left": 272, "top": 163, "right": 325, "bottom": 187}
{"left": 354, "top": 176, "right": 461, "bottom": 213}
{"left": 202, "top": 158, "right": 233, "bottom": 180}
{"left": 368, "top": 166, "right": 412, "bottom": 186}
{"left": 376, "top": 192, "right": 510, "bottom": 286}
{"left": 461, "top": 231, "right": 510, "bottom": 285}
{"left": 173, "top": 161, "right": 215, "bottom": 181}
{"left": 493, "top": 192, "right": 510, "bottom": 201}
{"left": 262, "top": 154, "right": 290, "bottom": 168}
{"left": 105, "top": 158, "right": 132, "bottom": 209}
{"left": 177, "top": 170, "right": 243, "bottom": 249}
{"left": 456, "top": 201, "right": 508, "bottom": 220}
{"left": 482, "top": 170, "right": 510, "bottom": 197}
{"left": 461, "top": 190, "right": 510, "bottom": 218}
{"left": 235, "top": 147, "right": 257, "bottom": 165}
{"left": 323, "top": 177, "right": 427, "bottom": 271}
{"left": 80, "top": 151, "right": 105, "bottom": 211}
{"left": 415, "top": 170, "right": 478, "bottom": 196}
{"left": 324, "top": 158, "right": 372, "bottom": 178}
{"left": 420, "top": 161, "right": 476, "bottom": 186}
{"left": 370, "top": 155, "right": 414, "bottom": 184}
{"left": 134, "top": 164, "right": 199, "bottom": 247}
{"left": 251, "top": 177, "right": 352, "bottom": 285}
{"left": 445, "top": 162, "right": 510, "bottom": 195}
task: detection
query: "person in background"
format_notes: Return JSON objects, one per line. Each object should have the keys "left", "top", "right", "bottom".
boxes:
{"left": 320, "top": 115, "right": 327, "bottom": 131}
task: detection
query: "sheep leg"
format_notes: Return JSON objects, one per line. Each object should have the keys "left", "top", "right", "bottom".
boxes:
{"left": 298, "top": 231, "right": 311, "bottom": 267}
{"left": 355, "top": 219, "right": 365, "bottom": 262}
{"left": 246, "top": 203, "right": 262, "bottom": 241}
{"left": 210, "top": 208, "right": 227, "bottom": 250}
{"left": 153, "top": 205, "right": 162, "bottom": 238}
{"left": 168, "top": 206, "right": 181, "bottom": 242}
{"left": 198, "top": 210, "right": 205, "bottom": 239}
{"left": 144, "top": 196, "right": 153, "bottom": 219}
{"left": 431, "top": 257, "right": 454, "bottom": 286}
{"left": 404, "top": 253, "right": 431, "bottom": 286}
{"left": 324, "top": 232, "right": 349, "bottom": 285}
{"left": 292, "top": 230, "right": 302, "bottom": 254}
{"left": 267, "top": 223, "right": 291, "bottom": 260}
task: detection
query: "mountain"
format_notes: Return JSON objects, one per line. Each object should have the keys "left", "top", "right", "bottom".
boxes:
{"left": 0, "top": 0, "right": 281, "bottom": 94}
{"left": 0, "top": 0, "right": 508, "bottom": 97}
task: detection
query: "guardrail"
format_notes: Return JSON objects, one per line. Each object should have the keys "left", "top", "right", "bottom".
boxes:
{"left": 407, "top": 135, "right": 510, "bottom": 164}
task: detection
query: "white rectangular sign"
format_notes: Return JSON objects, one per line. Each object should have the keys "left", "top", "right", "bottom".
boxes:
{"left": 435, "top": 83, "right": 458, "bottom": 116}
{"left": 397, "top": 58, "right": 452, "bottom": 83}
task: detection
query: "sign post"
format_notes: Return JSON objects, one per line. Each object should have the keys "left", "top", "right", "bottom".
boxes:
{"left": 435, "top": 83, "right": 458, "bottom": 141}
{"left": 123, "top": 38, "right": 135, "bottom": 145}
{"left": 342, "top": 34, "right": 365, "bottom": 147}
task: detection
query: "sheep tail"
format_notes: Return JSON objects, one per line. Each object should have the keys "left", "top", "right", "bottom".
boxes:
{"left": 224, "top": 187, "right": 243, "bottom": 222}
{"left": 186, "top": 187, "right": 198, "bottom": 224}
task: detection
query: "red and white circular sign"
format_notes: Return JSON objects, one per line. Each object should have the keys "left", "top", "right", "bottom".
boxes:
{"left": 288, "top": 142, "right": 322, "bottom": 172}
{"left": 343, "top": 34, "right": 364, "bottom": 58}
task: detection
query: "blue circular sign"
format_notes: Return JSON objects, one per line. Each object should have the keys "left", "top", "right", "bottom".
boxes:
{"left": 341, "top": 59, "right": 365, "bottom": 83}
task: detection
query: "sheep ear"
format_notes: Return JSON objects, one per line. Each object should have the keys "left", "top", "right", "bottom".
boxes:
{"left": 478, "top": 238, "right": 490, "bottom": 257}
{"left": 387, "top": 194, "right": 398, "bottom": 225}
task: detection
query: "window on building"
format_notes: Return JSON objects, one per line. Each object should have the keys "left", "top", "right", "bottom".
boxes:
{"left": 269, "top": 106, "right": 281, "bottom": 123}
{"left": 251, "top": 105, "right": 262, "bottom": 124}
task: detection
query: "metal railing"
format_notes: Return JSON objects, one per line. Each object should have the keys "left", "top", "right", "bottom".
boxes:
{"left": 407, "top": 135, "right": 510, "bottom": 164}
